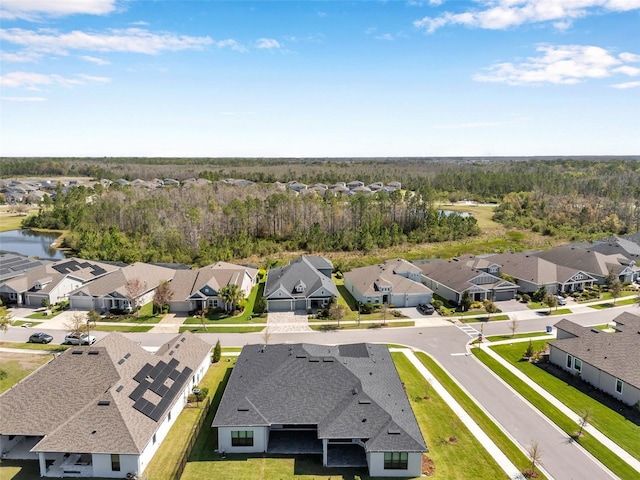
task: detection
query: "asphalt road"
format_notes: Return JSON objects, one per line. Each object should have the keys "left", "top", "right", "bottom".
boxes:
{"left": 5, "top": 305, "right": 638, "bottom": 479}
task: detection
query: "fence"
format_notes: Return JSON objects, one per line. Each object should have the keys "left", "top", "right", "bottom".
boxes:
{"left": 173, "top": 396, "right": 211, "bottom": 480}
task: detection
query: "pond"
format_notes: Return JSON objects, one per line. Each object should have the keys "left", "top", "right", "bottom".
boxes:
{"left": 0, "top": 229, "right": 67, "bottom": 259}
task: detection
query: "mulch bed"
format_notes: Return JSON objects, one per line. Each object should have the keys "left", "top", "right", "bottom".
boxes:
{"left": 422, "top": 454, "right": 436, "bottom": 476}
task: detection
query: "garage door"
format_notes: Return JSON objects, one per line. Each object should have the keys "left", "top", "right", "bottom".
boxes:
{"left": 294, "top": 299, "right": 307, "bottom": 311}
{"left": 268, "top": 299, "right": 291, "bottom": 312}
{"left": 494, "top": 290, "right": 515, "bottom": 301}
{"left": 70, "top": 295, "right": 93, "bottom": 310}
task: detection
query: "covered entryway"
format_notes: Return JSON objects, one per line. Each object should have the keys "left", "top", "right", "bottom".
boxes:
{"left": 326, "top": 442, "right": 367, "bottom": 467}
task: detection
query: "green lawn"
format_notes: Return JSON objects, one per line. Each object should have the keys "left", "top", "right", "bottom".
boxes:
{"left": 27, "top": 310, "right": 63, "bottom": 320}
{"left": 10, "top": 320, "right": 42, "bottom": 327}
{"left": 0, "top": 341, "right": 69, "bottom": 352}
{"left": 310, "top": 321, "right": 414, "bottom": 331}
{"left": 91, "top": 325, "right": 153, "bottom": 332}
{"left": 182, "top": 283, "right": 268, "bottom": 325}
{"left": 0, "top": 353, "right": 50, "bottom": 394}
{"left": 472, "top": 347, "right": 639, "bottom": 479}
{"left": 491, "top": 342, "right": 640, "bottom": 463}
{"left": 179, "top": 326, "right": 266, "bottom": 334}
{"left": 485, "top": 332, "right": 551, "bottom": 342}
{"left": 414, "top": 352, "right": 546, "bottom": 478}
{"left": 589, "top": 297, "right": 639, "bottom": 309}
{"left": 459, "top": 314, "right": 510, "bottom": 323}
{"left": 97, "top": 302, "right": 163, "bottom": 323}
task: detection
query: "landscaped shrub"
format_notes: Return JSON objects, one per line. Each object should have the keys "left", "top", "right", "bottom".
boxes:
{"left": 432, "top": 299, "right": 443, "bottom": 309}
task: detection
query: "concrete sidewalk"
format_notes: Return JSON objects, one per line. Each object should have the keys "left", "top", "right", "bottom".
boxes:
{"left": 389, "top": 348, "right": 529, "bottom": 480}
{"left": 478, "top": 341, "right": 640, "bottom": 475}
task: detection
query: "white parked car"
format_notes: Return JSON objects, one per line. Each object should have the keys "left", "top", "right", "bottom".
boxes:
{"left": 64, "top": 332, "right": 96, "bottom": 345}
{"left": 556, "top": 296, "right": 567, "bottom": 306}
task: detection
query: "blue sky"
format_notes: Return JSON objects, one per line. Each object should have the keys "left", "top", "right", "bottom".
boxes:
{"left": 1, "top": 0, "right": 639, "bottom": 157}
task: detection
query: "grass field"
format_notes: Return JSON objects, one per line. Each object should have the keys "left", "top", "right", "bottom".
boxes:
{"left": 0, "top": 352, "right": 50, "bottom": 394}
{"left": 0, "top": 341, "right": 68, "bottom": 352}
{"left": 485, "top": 332, "right": 551, "bottom": 342}
{"left": 179, "top": 325, "right": 266, "bottom": 334}
{"left": 472, "top": 346, "right": 639, "bottom": 479}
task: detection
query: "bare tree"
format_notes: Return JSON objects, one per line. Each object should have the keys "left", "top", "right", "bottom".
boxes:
{"left": 262, "top": 327, "right": 271, "bottom": 345}
{"left": 526, "top": 440, "right": 542, "bottom": 477}
{"left": 64, "top": 312, "right": 88, "bottom": 336}
{"left": 152, "top": 280, "right": 174, "bottom": 314}
{"left": 576, "top": 409, "right": 591, "bottom": 438}
{"left": 125, "top": 277, "right": 147, "bottom": 316}
{"left": 510, "top": 318, "right": 519, "bottom": 338}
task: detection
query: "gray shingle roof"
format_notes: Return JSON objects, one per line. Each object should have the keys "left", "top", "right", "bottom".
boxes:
{"left": 0, "top": 332, "right": 210, "bottom": 455}
{"left": 550, "top": 312, "right": 640, "bottom": 389}
{"left": 212, "top": 343, "right": 426, "bottom": 453}
{"left": 415, "top": 258, "right": 516, "bottom": 293}
{"left": 485, "top": 252, "right": 595, "bottom": 285}
{"left": 265, "top": 257, "right": 338, "bottom": 299}
{"left": 535, "top": 246, "right": 631, "bottom": 278}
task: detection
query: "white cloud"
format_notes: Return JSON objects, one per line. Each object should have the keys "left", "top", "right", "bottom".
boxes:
{"left": 256, "top": 38, "right": 281, "bottom": 49}
{"left": 611, "top": 80, "right": 640, "bottom": 88}
{"left": 130, "top": 21, "right": 149, "bottom": 26}
{"left": 1, "top": 96, "right": 46, "bottom": 102}
{"left": 80, "top": 55, "right": 110, "bottom": 65}
{"left": 0, "top": 0, "right": 117, "bottom": 21}
{"left": 414, "top": 0, "right": 640, "bottom": 33}
{"left": 0, "top": 51, "right": 42, "bottom": 62}
{"left": 215, "top": 39, "right": 247, "bottom": 52}
{"left": 619, "top": 52, "right": 640, "bottom": 62}
{"left": 473, "top": 44, "right": 640, "bottom": 86}
{"left": 0, "top": 27, "right": 213, "bottom": 55}
{"left": 375, "top": 33, "right": 395, "bottom": 41}
{"left": 0, "top": 71, "right": 110, "bottom": 89}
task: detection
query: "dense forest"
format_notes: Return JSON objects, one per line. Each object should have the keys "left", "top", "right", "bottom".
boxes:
{"left": 21, "top": 183, "right": 479, "bottom": 265}
{"left": 4, "top": 156, "right": 640, "bottom": 265}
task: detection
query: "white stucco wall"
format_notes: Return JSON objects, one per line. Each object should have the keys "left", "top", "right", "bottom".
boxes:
{"left": 367, "top": 451, "right": 423, "bottom": 478}
{"left": 217, "top": 426, "right": 269, "bottom": 453}
{"left": 92, "top": 453, "right": 138, "bottom": 478}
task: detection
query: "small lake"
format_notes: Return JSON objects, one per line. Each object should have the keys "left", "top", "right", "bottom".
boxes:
{"left": 0, "top": 229, "right": 67, "bottom": 259}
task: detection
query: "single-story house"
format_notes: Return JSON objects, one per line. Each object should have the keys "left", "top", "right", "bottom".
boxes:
{"left": 549, "top": 312, "right": 640, "bottom": 407}
{"left": 415, "top": 257, "right": 518, "bottom": 305}
{"left": 535, "top": 245, "right": 639, "bottom": 284}
{"left": 0, "top": 258, "right": 119, "bottom": 307}
{"left": 478, "top": 252, "right": 596, "bottom": 295}
{"left": 264, "top": 256, "right": 338, "bottom": 312}
{"left": 212, "top": 343, "right": 427, "bottom": 477}
{"left": 0, "top": 331, "right": 211, "bottom": 478}
{"left": 343, "top": 258, "right": 433, "bottom": 307}
{"left": 168, "top": 262, "right": 258, "bottom": 313}
{"left": 69, "top": 262, "right": 176, "bottom": 312}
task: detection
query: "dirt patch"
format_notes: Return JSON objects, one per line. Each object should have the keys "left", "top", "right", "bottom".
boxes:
{"left": 0, "top": 351, "right": 50, "bottom": 371}
{"left": 422, "top": 454, "right": 436, "bottom": 476}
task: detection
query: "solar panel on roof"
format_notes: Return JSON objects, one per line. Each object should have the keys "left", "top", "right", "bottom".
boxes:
{"left": 133, "top": 364, "right": 153, "bottom": 383}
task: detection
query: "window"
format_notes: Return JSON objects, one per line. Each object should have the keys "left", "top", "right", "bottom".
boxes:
{"left": 231, "top": 430, "right": 254, "bottom": 446}
{"left": 111, "top": 454, "right": 120, "bottom": 472}
{"left": 384, "top": 452, "right": 408, "bottom": 470}
{"left": 616, "top": 379, "right": 623, "bottom": 394}
{"left": 566, "top": 354, "right": 573, "bottom": 369}
{"left": 573, "top": 358, "right": 582, "bottom": 372}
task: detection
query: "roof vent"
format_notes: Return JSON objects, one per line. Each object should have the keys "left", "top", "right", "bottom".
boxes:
{"left": 296, "top": 354, "right": 307, "bottom": 359}
{"left": 169, "top": 350, "right": 174, "bottom": 356}
{"left": 98, "top": 400, "right": 110, "bottom": 406}
{"left": 71, "top": 350, "right": 83, "bottom": 355}
{"left": 124, "top": 353, "right": 131, "bottom": 359}
{"left": 322, "top": 358, "right": 334, "bottom": 362}
{"left": 388, "top": 428, "right": 401, "bottom": 435}
{"left": 88, "top": 351, "right": 99, "bottom": 355}
{"left": 237, "top": 407, "right": 249, "bottom": 412}
{"left": 116, "top": 385, "right": 124, "bottom": 392}
{"left": 118, "top": 359, "right": 125, "bottom": 365}
{"left": 358, "top": 399, "right": 371, "bottom": 405}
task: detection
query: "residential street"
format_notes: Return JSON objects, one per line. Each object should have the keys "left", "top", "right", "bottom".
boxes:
{"left": 4, "top": 304, "right": 639, "bottom": 479}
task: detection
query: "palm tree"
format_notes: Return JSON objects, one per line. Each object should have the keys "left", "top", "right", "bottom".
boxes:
{"left": 218, "top": 284, "right": 245, "bottom": 313}
{"left": 0, "top": 300, "right": 12, "bottom": 333}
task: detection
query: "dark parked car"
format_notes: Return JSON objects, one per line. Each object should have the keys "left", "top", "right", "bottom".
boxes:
{"left": 418, "top": 303, "right": 435, "bottom": 315}
{"left": 28, "top": 332, "right": 53, "bottom": 344}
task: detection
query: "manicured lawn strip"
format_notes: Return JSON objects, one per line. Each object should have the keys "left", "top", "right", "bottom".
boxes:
{"left": 310, "top": 321, "right": 414, "bottom": 331}
{"left": 459, "top": 314, "right": 509, "bottom": 323}
{"left": 414, "top": 352, "right": 544, "bottom": 478}
{"left": 11, "top": 320, "right": 42, "bottom": 327}
{"left": 472, "top": 348, "right": 637, "bottom": 479}
{"left": 27, "top": 311, "right": 63, "bottom": 320}
{"left": 485, "top": 332, "right": 550, "bottom": 342}
{"left": 590, "top": 297, "right": 638, "bottom": 309}
{"left": 179, "top": 326, "right": 265, "bottom": 334}
{"left": 491, "top": 342, "right": 640, "bottom": 462}
{"left": 91, "top": 325, "right": 153, "bottom": 332}
{"left": 144, "top": 360, "right": 234, "bottom": 480}
{"left": 98, "top": 302, "right": 163, "bottom": 323}
{"left": 0, "top": 354, "right": 50, "bottom": 394}
{"left": 182, "top": 283, "right": 268, "bottom": 325}
{"left": 221, "top": 347, "right": 242, "bottom": 353}
{"left": 392, "top": 353, "right": 508, "bottom": 480}
{"left": 0, "top": 341, "right": 69, "bottom": 352}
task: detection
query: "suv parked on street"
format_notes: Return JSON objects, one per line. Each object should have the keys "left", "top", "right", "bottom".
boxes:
{"left": 64, "top": 332, "right": 96, "bottom": 345}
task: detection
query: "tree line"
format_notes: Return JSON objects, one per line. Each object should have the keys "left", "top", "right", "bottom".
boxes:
{"left": 23, "top": 183, "right": 479, "bottom": 265}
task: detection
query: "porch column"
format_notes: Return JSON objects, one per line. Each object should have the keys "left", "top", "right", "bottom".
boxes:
{"left": 322, "top": 439, "right": 328, "bottom": 466}
{"left": 38, "top": 452, "right": 47, "bottom": 477}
